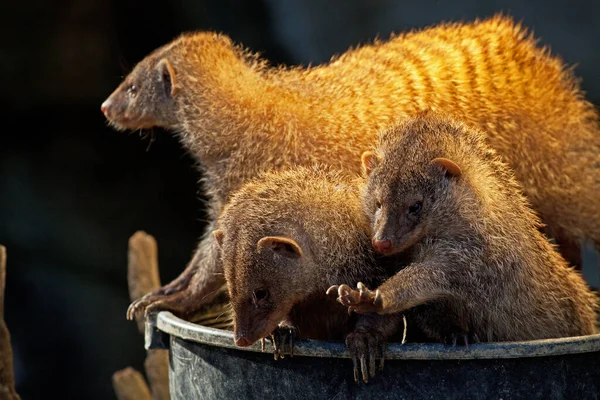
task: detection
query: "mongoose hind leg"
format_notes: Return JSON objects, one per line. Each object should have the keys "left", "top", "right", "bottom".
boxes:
{"left": 129, "top": 273, "right": 225, "bottom": 321}
{"left": 126, "top": 265, "right": 197, "bottom": 320}
{"left": 127, "top": 234, "right": 224, "bottom": 320}
{"left": 161, "top": 270, "right": 195, "bottom": 296}
{"left": 129, "top": 289, "right": 201, "bottom": 320}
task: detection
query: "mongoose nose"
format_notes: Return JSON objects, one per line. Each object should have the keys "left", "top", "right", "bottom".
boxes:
{"left": 100, "top": 100, "right": 111, "bottom": 117}
{"left": 235, "top": 337, "right": 251, "bottom": 347}
{"left": 372, "top": 239, "right": 393, "bottom": 254}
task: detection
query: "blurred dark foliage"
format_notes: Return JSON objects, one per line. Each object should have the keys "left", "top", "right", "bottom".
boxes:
{"left": 0, "top": 0, "right": 598, "bottom": 398}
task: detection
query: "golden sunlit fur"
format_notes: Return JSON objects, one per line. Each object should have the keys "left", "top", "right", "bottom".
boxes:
{"left": 110, "top": 15, "right": 600, "bottom": 318}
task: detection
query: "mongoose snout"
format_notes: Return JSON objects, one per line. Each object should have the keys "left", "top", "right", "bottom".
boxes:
{"left": 100, "top": 100, "right": 109, "bottom": 116}
{"left": 372, "top": 238, "right": 393, "bottom": 254}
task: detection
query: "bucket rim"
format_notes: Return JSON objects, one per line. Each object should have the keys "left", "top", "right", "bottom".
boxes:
{"left": 151, "top": 311, "right": 600, "bottom": 360}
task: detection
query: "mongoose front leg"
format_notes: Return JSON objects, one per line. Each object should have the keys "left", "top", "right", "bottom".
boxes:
{"left": 268, "top": 323, "right": 297, "bottom": 360}
{"left": 330, "top": 263, "right": 456, "bottom": 316}
{"left": 345, "top": 313, "right": 403, "bottom": 384}
{"left": 127, "top": 233, "right": 225, "bottom": 320}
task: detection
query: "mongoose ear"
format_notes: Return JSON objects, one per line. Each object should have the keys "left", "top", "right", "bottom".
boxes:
{"left": 431, "top": 157, "right": 462, "bottom": 178}
{"left": 213, "top": 230, "right": 224, "bottom": 248}
{"left": 257, "top": 236, "right": 303, "bottom": 259}
{"left": 361, "top": 151, "right": 380, "bottom": 176}
{"left": 157, "top": 58, "right": 178, "bottom": 97}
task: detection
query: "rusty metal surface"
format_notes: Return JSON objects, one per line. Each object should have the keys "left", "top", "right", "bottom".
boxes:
{"left": 153, "top": 311, "right": 600, "bottom": 360}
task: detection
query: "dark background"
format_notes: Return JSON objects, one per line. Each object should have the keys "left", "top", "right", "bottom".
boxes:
{"left": 1, "top": 1, "right": 599, "bottom": 398}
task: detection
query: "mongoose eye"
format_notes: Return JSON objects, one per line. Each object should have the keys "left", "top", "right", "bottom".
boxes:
{"left": 127, "top": 84, "right": 138, "bottom": 97}
{"left": 375, "top": 200, "right": 382, "bottom": 210}
{"left": 253, "top": 289, "right": 269, "bottom": 302}
{"left": 408, "top": 201, "right": 422, "bottom": 215}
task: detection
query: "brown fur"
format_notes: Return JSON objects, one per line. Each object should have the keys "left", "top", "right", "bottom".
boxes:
{"left": 214, "top": 167, "right": 400, "bottom": 380}
{"left": 355, "top": 114, "right": 598, "bottom": 341}
{"left": 214, "top": 167, "right": 399, "bottom": 341}
{"left": 103, "top": 15, "right": 600, "bottom": 318}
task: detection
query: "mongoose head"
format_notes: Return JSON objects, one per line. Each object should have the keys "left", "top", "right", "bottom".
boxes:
{"left": 361, "top": 116, "right": 463, "bottom": 255}
{"left": 101, "top": 32, "right": 252, "bottom": 134}
{"left": 214, "top": 167, "right": 368, "bottom": 346}
{"left": 213, "top": 228, "right": 312, "bottom": 347}
{"left": 101, "top": 54, "right": 179, "bottom": 131}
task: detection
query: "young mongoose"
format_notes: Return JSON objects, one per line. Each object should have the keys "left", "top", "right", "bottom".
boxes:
{"left": 330, "top": 114, "right": 599, "bottom": 342}
{"left": 102, "top": 15, "right": 600, "bottom": 319}
{"left": 213, "top": 167, "right": 402, "bottom": 383}
{"left": 213, "top": 161, "right": 446, "bottom": 350}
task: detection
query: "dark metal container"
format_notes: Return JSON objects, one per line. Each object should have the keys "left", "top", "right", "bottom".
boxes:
{"left": 146, "top": 312, "right": 600, "bottom": 400}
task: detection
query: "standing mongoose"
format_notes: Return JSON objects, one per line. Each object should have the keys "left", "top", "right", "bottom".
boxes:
{"left": 213, "top": 167, "right": 402, "bottom": 383}
{"left": 329, "top": 114, "right": 598, "bottom": 342}
{"left": 101, "top": 15, "right": 600, "bottom": 319}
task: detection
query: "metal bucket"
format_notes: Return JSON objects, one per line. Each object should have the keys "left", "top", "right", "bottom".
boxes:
{"left": 146, "top": 312, "right": 600, "bottom": 399}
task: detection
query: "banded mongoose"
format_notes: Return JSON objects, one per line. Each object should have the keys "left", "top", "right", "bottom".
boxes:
{"left": 101, "top": 15, "right": 600, "bottom": 319}
{"left": 330, "top": 114, "right": 598, "bottom": 342}
{"left": 213, "top": 167, "right": 402, "bottom": 383}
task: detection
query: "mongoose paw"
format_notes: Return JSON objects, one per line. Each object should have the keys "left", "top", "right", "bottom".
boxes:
{"left": 127, "top": 279, "right": 192, "bottom": 320}
{"left": 444, "top": 331, "right": 480, "bottom": 349}
{"left": 326, "top": 282, "right": 383, "bottom": 314}
{"left": 127, "top": 288, "right": 199, "bottom": 321}
{"left": 345, "top": 327, "right": 386, "bottom": 384}
{"left": 267, "top": 325, "right": 296, "bottom": 360}
{"left": 127, "top": 293, "right": 155, "bottom": 320}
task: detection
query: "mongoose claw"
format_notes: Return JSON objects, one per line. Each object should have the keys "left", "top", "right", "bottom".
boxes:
{"left": 127, "top": 294, "right": 152, "bottom": 320}
{"left": 127, "top": 291, "right": 168, "bottom": 320}
{"left": 328, "top": 282, "right": 383, "bottom": 314}
{"left": 127, "top": 288, "right": 202, "bottom": 321}
{"left": 345, "top": 327, "right": 386, "bottom": 384}
{"left": 446, "top": 331, "right": 478, "bottom": 349}
{"left": 326, "top": 285, "right": 340, "bottom": 296}
{"left": 268, "top": 326, "right": 296, "bottom": 360}
{"left": 127, "top": 278, "right": 192, "bottom": 320}
{"left": 451, "top": 333, "right": 467, "bottom": 349}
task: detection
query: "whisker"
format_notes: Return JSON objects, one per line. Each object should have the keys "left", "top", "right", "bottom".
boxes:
{"left": 200, "top": 288, "right": 222, "bottom": 301}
